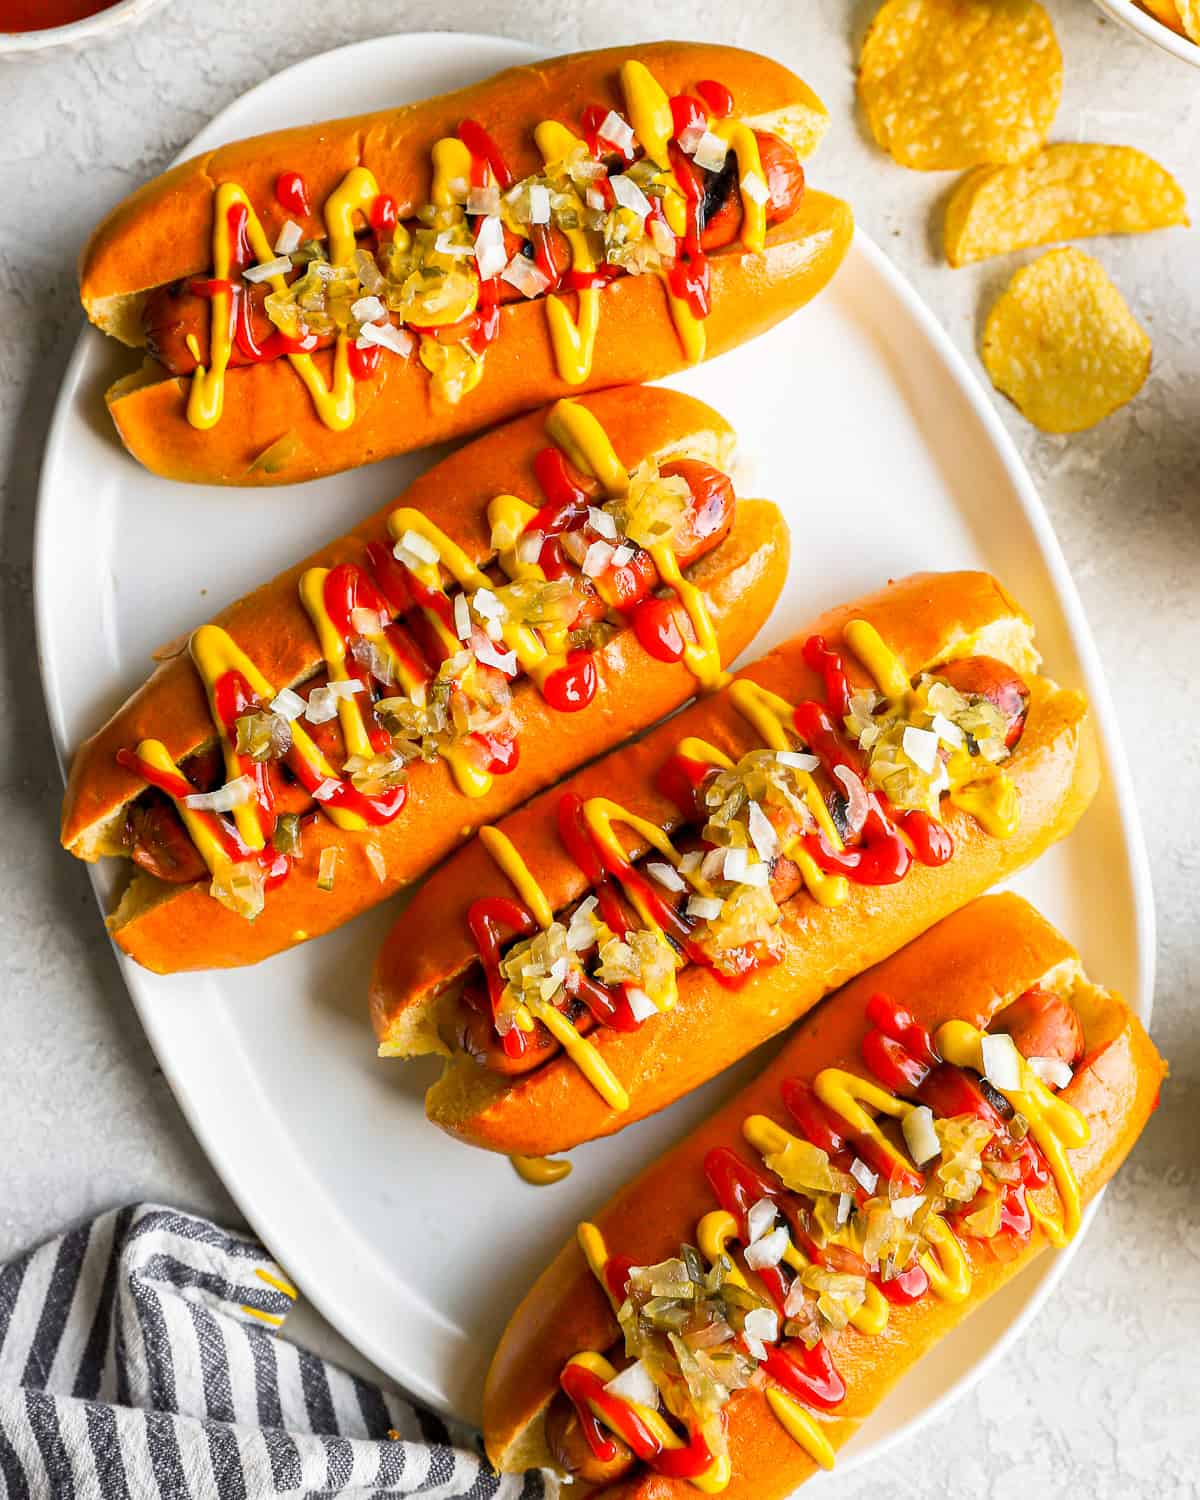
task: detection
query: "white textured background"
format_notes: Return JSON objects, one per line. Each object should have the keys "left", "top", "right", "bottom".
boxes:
{"left": 2, "top": 0, "right": 1199, "bottom": 1492}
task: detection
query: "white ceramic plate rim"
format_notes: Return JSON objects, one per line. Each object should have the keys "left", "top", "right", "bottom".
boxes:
{"left": 0, "top": 0, "right": 168, "bottom": 57}
{"left": 35, "top": 30, "right": 1156, "bottom": 1479}
{"left": 1090, "top": 0, "right": 1200, "bottom": 66}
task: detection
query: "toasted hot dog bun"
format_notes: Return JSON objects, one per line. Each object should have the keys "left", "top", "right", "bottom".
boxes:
{"left": 61, "top": 387, "right": 788, "bottom": 972}
{"left": 370, "top": 572, "right": 1100, "bottom": 1154}
{"left": 80, "top": 42, "right": 851, "bottom": 487}
{"left": 483, "top": 893, "right": 1165, "bottom": 1489}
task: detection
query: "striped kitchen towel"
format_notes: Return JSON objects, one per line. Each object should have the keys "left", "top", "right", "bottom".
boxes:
{"left": 0, "top": 1204, "right": 554, "bottom": 1499}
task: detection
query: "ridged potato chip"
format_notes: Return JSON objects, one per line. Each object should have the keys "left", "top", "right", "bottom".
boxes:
{"left": 1174, "top": 0, "right": 1200, "bottom": 40}
{"left": 1140, "top": 0, "right": 1187, "bottom": 36}
{"left": 982, "top": 249, "right": 1151, "bottom": 433}
{"left": 945, "top": 145, "right": 1188, "bottom": 266}
{"left": 859, "top": 0, "right": 1063, "bottom": 170}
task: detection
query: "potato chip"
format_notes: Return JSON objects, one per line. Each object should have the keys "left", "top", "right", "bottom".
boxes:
{"left": 1140, "top": 0, "right": 1187, "bottom": 36}
{"left": 859, "top": 0, "right": 1063, "bottom": 170}
{"left": 945, "top": 145, "right": 1188, "bottom": 266}
{"left": 1173, "top": 0, "right": 1200, "bottom": 40}
{"left": 981, "top": 249, "right": 1150, "bottom": 433}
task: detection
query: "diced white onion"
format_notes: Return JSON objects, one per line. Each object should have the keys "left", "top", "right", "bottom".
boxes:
{"left": 528, "top": 183, "right": 551, "bottom": 224}
{"left": 610, "top": 543, "right": 636, "bottom": 567}
{"left": 700, "top": 849, "right": 727, "bottom": 882}
{"left": 746, "top": 1196, "right": 777, "bottom": 1244}
{"left": 981, "top": 1031, "right": 1023, "bottom": 1091}
{"left": 586, "top": 187, "right": 607, "bottom": 213}
{"left": 901, "top": 1104, "right": 940, "bottom": 1166}
{"left": 453, "top": 593, "right": 471, "bottom": 641}
{"left": 184, "top": 775, "right": 256, "bottom": 812}
{"left": 365, "top": 844, "right": 387, "bottom": 883}
{"left": 311, "top": 777, "right": 342, "bottom": 803}
{"left": 604, "top": 1360, "right": 659, "bottom": 1410}
{"left": 467, "top": 184, "right": 501, "bottom": 218}
{"left": 560, "top": 529, "right": 589, "bottom": 567}
{"left": 742, "top": 1306, "right": 779, "bottom": 1348}
{"left": 587, "top": 505, "right": 618, "bottom": 540}
{"left": 396, "top": 528, "right": 440, "bottom": 566}
{"left": 744, "top": 1228, "right": 789, "bottom": 1272}
{"left": 472, "top": 587, "right": 505, "bottom": 620}
{"left": 902, "top": 725, "right": 940, "bottom": 774}
{"left": 832, "top": 764, "right": 870, "bottom": 836}
{"left": 646, "top": 861, "right": 685, "bottom": 893}
{"left": 274, "top": 220, "right": 303, "bottom": 255}
{"left": 625, "top": 987, "right": 658, "bottom": 1023}
{"left": 500, "top": 254, "right": 551, "bottom": 299}
{"left": 515, "top": 530, "right": 544, "bottom": 564}
{"left": 679, "top": 850, "right": 704, "bottom": 875}
{"left": 474, "top": 214, "right": 508, "bottom": 280}
{"left": 609, "top": 173, "right": 652, "bottom": 218}
{"left": 269, "top": 687, "right": 306, "bottom": 722}
{"left": 351, "top": 606, "right": 385, "bottom": 635}
{"left": 850, "top": 1157, "right": 878, "bottom": 1193}
{"left": 357, "top": 321, "right": 415, "bottom": 357}
{"left": 678, "top": 120, "right": 707, "bottom": 155}
{"left": 741, "top": 172, "right": 769, "bottom": 207}
{"left": 304, "top": 687, "right": 339, "bottom": 724}
{"left": 582, "top": 540, "right": 615, "bottom": 578}
{"left": 328, "top": 679, "right": 365, "bottom": 700}
{"left": 351, "top": 294, "right": 386, "bottom": 324}
{"left": 692, "top": 130, "right": 730, "bottom": 173}
{"left": 889, "top": 1193, "right": 926, "bottom": 1222}
{"left": 597, "top": 109, "right": 636, "bottom": 154}
{"left": 777, "top": 750, "right": 820, "bottom": 772}
{"left": 748, "top": 800, "right": 779, "bottom": 861}
{"left": 243, "top": 255, "right": 291, "bottom": 283}
{"left": 434, "top": 230, "right": 474, "bottom": 258}
{"left": 474, "top": 638, "right": 518, "bottom": 675}
{"left": 835, "top": 1192, "right": 852, "bottom": 1225}
{"left": 687, "top": 895, "right": 724, "bottom": 921}
{"left": 723, "top": 847, "right": 768, "bottom": 887}
{"left": 1028, "top": 1055, "right": 1074, "bottom": 1090}
{"left": 549, "top": 956, "right": 569, "bottom": 984}
{"left": 930, "top": 712, "right": 965, "bottom": 748}
{"left": 650, "top": 218, "right": 677, "bottom": 258}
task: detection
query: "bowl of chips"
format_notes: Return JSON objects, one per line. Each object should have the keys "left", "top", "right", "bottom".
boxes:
{"left": 1091, "top": 0, "right": 1200, "bottom": 66}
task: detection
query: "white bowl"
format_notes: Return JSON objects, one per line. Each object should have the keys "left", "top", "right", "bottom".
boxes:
{"left": 1091, "top": 0, "right": 1200, "bottom": 66}
{"left": 0, "top": 0, "right": 169, "bottom": 57}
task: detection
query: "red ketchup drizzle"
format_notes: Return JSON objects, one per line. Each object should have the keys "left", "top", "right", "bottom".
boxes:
{"left": 458, "top": 119, "right": 515, "bottom": 189}
{"left": 561, "top": 1363, "right": 716, "bottom": 1477}
{"left": 668, "top": 255, "right": 711, "bottom": 320}
{"left": 703, "top": 1148, "right": 790, "bottom": 1310}
{"left": 605, "top": 1255, "right": 636, "bottom": 1303}
{"left": 530, "top": 224, "right": 564, "bottom": 289}
{"left": 212, "top": 669, "right": 277, "bottom": 840}
{"left": 467, "top": 897, "right": 536, "bottom": 1059}
{"left": 542, "top": 650, "right": 598, "bottom": 712}
{"left": 758, "top": 1342, "right": 845, "bottom": 1412}
{"left": 669, "top": 94, "right": 706, "bottom": 141}
{"left": 530, "top": 447, "right": 592, "bottom": 534}
{"left": 370, "top": 193, "right": 397, "bottom": 237}
{"left": 579, "top": 104, "right": 635, "bottom": 162}
{"left": 194, "top": 203, "right": 319, "bottom": 365}
{"left": 696, "top": 80, "right": 734, "bottom": 118}
{"left": 347, "top": 342, "right": 382, "bottom": 381}
{"left": 275, "top": 171, "right": 310, "bottom": 217}
{"left": 655, "top": 754, "right": 715, "bottom": 820}
{"left": 561, "top": 263, "right": 623, "bottom": 292}
{"left": 860, "top": 991, "right": 940, "bottom": 1095}
{"left": 321, "top": 565, "right": 396, "bottom": 754}
{"left": 632, "top": 597, "right": 685, "bottom": 663}
{"left": 556, "top": 794, "right": 630, "bottom": 939}
{"left": 802, "top": 634, "right": 852, "bottom": 721}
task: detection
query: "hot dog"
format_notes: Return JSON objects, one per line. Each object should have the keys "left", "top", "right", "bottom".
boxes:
{"left": 60, "top": 387, "right": 789, "bottom": 972}
{"left": 79, "top": 43, "right": 852, "bottom": 487}
{"left": 369, "top": 572, "right": 1100, "bottom": 1154}
{"left": 483, "top": 894, "right": 1165, "bottom": 1493}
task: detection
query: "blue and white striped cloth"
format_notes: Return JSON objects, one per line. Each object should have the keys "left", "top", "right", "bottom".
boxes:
{"left": 0, "top": 1204, "right": 553, "bottom": 1499}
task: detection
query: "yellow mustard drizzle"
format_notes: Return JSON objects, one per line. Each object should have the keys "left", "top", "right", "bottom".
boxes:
{"left": 725, "top": 680, "right": 848, "bottom": 908}
{"left": 543, "top": 397, "right": 726, "bottom": 692}
{"left": 510, "top": 1154, "right": 572, "bottom": 1186}
{"left": 128, "top": 738, "right": 234, "bottom": 879}
{"left": 297, "top": 570, "right": 376, "bottom": 763}
{"left": 189, "top": 170, "right": 379, "bottom": 432}
{"left": 935, "top": 1019, "right": 1088, "bottom": 1241}
{"left": 842, "top": 618, "right": 1020, "bottom": 838}
{"left": 476, "top": 825, "right": 630, "bottom": 1111}
{"left": 534, "top": 120, "right": 602, "bottom": 386}
{"left": 189, "top": 623, "right": 366, "bottom": 834}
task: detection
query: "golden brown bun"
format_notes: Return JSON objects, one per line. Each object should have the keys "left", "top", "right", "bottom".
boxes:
{"left": 370, "top": 570, "right": 1099, "bottom": 1153}
{"left": 60, "top": 387, "right": 789, "bottom": 972}
{"left": 77, "top": 42, "right": 848, "bottom": 486}
{"left": 102, "top": 197, "right": 852, "bottom": 487}
{"left": 483, "top": 894, "right": 1165, "bottom": 1489}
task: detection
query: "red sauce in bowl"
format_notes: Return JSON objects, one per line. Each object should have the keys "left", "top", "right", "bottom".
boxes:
{"left": 2, "top": 0, "right": 121, "bottom": 30}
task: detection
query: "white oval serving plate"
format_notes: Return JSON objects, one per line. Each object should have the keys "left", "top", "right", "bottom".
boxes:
{"left": 36, "top": 30, "right": 1154, "bottom": 1475}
